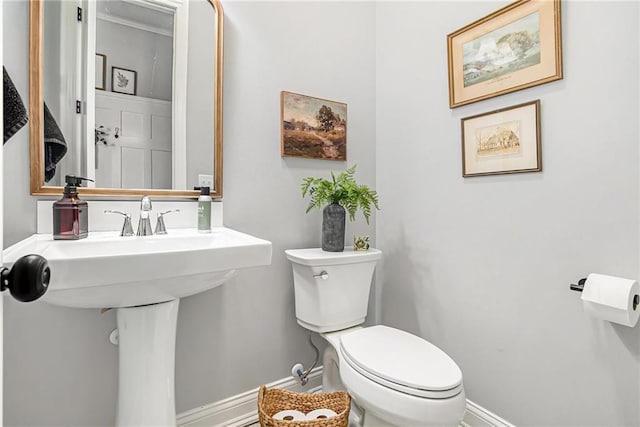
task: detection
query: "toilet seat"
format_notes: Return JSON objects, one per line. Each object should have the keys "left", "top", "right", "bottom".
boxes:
{"left": 339, "top": 325, "right": 463, "bottom": 399}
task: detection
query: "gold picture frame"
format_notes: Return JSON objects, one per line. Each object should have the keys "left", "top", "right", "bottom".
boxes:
{"left": 95, "top": 53, "right": 106, "bottom": 91}
{"left": 461, "top": 100, "right": 541, "bottom": 177}
{"left": 281, "top": 91, "right": 347, "bottom": 161}
{"left": 447, "top": 0, "right": 562, "bottom": 108}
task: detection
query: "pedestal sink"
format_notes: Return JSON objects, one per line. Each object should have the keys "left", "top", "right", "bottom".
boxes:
{"left": 3, "top": 227, "right": 272, "bottom": 426}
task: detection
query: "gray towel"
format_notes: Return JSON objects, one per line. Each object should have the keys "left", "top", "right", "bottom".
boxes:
{"left": 3, "top": 66, "right": 28, "bottom": 143}
{"left": 43, "top": 102, "right": 67, "bottom": 182}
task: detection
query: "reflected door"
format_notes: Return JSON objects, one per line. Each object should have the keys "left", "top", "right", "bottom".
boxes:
{"left": 95, "top": 91, "right": 171, "bottom": 189}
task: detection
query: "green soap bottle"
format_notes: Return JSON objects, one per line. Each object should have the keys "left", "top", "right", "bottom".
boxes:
{"left": 197, "top": 187, "right": 212, "bottom": 232}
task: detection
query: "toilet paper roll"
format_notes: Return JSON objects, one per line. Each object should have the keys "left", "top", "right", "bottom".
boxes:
{"left": 306, "top": 408, "right": 338, "bottom": 420}
{"left": 581, "top": 273, "right": 640, "bottom": 327}
{"left": 273, "top": 410, "right": 306, "bottom": 421}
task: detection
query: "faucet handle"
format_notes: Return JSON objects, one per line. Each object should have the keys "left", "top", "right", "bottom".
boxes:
{"left": 154, "top": 209, "right": 180, "bottom": 235}
{"left": 140, "top": 195, "right": 152, "bottom": 212}
{"left": 104, "top": 210, "right": 134, "bottom": 236}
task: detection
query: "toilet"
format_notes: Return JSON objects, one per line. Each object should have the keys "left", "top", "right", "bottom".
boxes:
{"left": 285, "top": 248, "right": 466, "bottom": 427}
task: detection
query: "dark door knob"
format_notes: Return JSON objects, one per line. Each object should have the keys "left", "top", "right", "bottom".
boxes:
{"left": 1, "top": 254, "right": 50, "bottom": 302}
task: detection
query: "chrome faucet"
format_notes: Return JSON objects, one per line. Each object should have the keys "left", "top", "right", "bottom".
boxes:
{"left": 136, "top": 195, "right": 154, "bottom": 236}
{"left": 154, "top": 209, "right": 180, "bottom": 235}
{"left": 104, "top": 210, "right": 134, "bottom": 236}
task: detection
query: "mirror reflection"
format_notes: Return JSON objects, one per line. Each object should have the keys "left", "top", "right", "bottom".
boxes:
{"left": 94, "top": 0, "right": 177, "bottom": 190}
{"left": 33, "top": 0, "right": 223, "bottom": 197}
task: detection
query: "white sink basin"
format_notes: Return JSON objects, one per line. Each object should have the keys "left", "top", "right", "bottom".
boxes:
{"left": 3, "top": 227, "right": 272, "bottom": 308}
{"left": 4, "top": 225, "right": 272, "bottom": 425}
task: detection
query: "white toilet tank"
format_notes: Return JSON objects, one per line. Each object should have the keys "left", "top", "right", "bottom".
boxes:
{"left": 285, "top": 248, "right": 381, "bottom": 333}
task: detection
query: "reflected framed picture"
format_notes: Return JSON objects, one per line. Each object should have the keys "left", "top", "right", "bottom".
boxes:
{"left": 111, "top": 67, "right": 137, "bottom": 96}
{"left": 461, "top": 100, "right": 541, "bottom": 177}
{"left": 447, "top": 0, "right": 562, "bottom": 108}
{"left": 281, "top": 91, "right": 347, "bottom": 161}
{"left": 95, "top": 53, "right": 106, "bottom": 91}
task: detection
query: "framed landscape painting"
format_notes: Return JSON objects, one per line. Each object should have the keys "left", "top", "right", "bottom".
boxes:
{"left": 461, "top": 100, "right": 541, "bottom": 177}
{"left": 281, "top": 91, "right": 347, "bottom": 161}
{"left": 447, "top": 0, "right": 562, "bottom": 108}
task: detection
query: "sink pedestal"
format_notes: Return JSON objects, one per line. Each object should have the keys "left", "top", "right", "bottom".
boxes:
{"left": 116, "top": 299, "right": 180, "bottom": 426}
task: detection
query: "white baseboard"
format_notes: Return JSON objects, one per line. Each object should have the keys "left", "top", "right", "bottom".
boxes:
{"left": 177, "top": 367, "right": 322, "bottom": 427}
{"left": 462, "top": 399, "right": 515, "bottom": 427}
{"left": 177, "top": 367, "right": 514, "bottom": 427}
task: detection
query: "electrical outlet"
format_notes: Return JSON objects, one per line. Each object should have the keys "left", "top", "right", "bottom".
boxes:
{"left": 198, "top": 174, "right": 214, "bottom": 189}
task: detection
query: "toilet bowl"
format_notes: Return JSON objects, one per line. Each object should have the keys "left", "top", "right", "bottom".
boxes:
{"left": 285, "top": 248, "right": 466, "bottom": 427}
{"left": 323, "top": 326, "right": 465, "bottom": 426}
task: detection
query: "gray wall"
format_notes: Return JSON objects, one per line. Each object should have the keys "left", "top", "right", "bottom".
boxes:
{"left": 97, "top": 19, "right": 173, "bottom": 100}
{"left": 3, "top": 0, "right": 376, "bottom": 424}
{"left": 375, "top": 1, "right": 640, "bottom": 425}
{"left": 175, "top": 0, "right": 377, "bottom": 411}
{"left": 3, "top": 1, "right": 39, "bottom": 251}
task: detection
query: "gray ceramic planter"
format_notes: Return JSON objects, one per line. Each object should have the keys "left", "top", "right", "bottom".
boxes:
{"left": 322, "top": 203, "right": 346, "bottom": 252}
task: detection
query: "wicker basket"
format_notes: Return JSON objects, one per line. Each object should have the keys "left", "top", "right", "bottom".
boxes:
{"left": 257, "top": 385, "right": 350, "bottom": 427}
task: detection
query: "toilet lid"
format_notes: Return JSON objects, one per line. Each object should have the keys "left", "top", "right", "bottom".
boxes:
{"left": 340, "top": 325, "right": 463, "bottom": 399}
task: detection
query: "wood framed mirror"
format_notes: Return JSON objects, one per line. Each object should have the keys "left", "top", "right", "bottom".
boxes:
{"left": 29, "top": 0, "right": 223, "bottom": 198}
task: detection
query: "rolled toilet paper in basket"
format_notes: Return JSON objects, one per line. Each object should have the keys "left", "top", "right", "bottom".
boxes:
{"left": 306, "top": 408, "right": 338, "bottom": 420}
{"left": 581, "top": 273, "right": 640, "bottom": 327}
{"left": 273, "top": 410, "right": 306, "bottom": 421}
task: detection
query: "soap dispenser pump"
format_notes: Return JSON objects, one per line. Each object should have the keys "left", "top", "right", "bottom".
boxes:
{"left": 53, "top": 175, "right": 93, "bottom": 240}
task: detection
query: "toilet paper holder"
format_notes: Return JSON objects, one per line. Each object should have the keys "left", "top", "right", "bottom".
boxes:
{"left": 569, "top": 278, "right": 587, "bottom": 292}
{"left": 571, "top": 277, "right": 639, "bottom": 311}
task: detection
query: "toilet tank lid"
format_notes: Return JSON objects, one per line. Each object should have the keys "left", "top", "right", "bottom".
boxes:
{"left": 285, "top": 248, "right": 382, "bottom": 266}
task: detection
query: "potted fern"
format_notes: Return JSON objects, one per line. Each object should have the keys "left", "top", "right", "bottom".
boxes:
{"left": 301, "top": 165, "right": 379, "bottom": 252}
